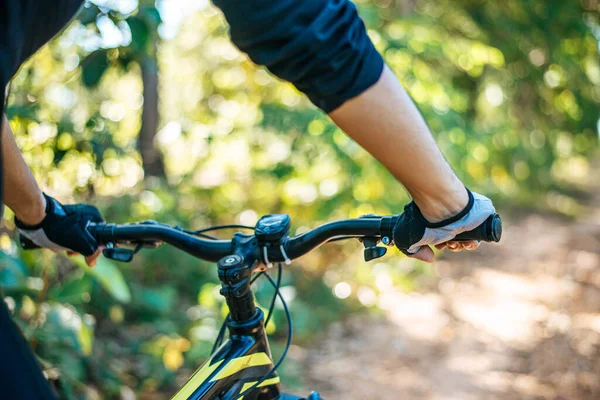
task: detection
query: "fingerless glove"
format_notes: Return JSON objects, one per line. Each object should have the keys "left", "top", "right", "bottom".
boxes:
{"left": 15, "top": 194, "right": 103, "bottom": 256}
{"left": 393, "top": 190, "right": 496, "bottom": 255}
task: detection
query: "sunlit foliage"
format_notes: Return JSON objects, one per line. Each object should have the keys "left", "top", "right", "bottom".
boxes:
{"left": 1, "top": 0, "right": 598, "bottom": 397}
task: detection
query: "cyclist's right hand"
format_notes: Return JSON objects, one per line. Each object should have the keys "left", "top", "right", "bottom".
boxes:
{"left": 15, "top": 194, "right": 104, "bottom": 267}
{"left": 392, "top": 189, "right": 496, "bottom": 263}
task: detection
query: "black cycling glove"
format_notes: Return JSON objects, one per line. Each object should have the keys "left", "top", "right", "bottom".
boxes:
{"left": 15, "top": 194, "right": 103, "bottom": 256}
{"left": 393, "top": 189, "right": 495, "bottom": 256}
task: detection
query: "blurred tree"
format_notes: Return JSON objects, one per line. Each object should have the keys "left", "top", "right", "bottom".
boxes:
{"left": 80, "top": 0, "right": 166, "bottom": 178}
{"left": 129, "top": 1, "right": 165, "bottom": 178}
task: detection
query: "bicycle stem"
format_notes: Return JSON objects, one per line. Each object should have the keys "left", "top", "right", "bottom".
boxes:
{"left": 217, "top": 254, "right": 258, "bottom": 322}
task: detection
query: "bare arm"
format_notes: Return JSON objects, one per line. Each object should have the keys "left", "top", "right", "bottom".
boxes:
{"left": 2, "top": 114, "right": 103, "bottom": 266}
{"left": 329, "top": 66, "right": 477, "bottom": 262}
{"left": 1, "top": 114, "right": 46, "bottom": 225}
{"left": 329, "top": 66, "right": 467, "bottom": 220}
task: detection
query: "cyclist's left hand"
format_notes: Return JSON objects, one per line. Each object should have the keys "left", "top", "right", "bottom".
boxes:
{"left": 393, "top": 190, "right": 495, "bottom": 263}
{"left": 15, "top": 194, "right": 104, "bottom": 267}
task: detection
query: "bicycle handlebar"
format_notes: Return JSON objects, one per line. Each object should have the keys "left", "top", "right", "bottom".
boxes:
{"left": 87, "top": 222, "right": 232, "bottom": 262}
{"left": 85, "top": 213, "right": 502, "bottom": 263}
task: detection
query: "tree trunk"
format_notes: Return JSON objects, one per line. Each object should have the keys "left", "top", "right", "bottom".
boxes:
{"left": 138, "top": 53, "right": 165, "bottom": 178}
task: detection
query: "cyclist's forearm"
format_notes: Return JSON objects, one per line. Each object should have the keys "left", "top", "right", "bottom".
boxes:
{"left": 1, "top": 114, "right": 46, "bottom": 224}
{"left": 328, "top": 66, "right": 468, "bottom": 223}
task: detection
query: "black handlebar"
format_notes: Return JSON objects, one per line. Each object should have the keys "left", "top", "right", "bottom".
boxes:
{"left": 87, "top": 222, "right": 232, "bottom": 262}
{"left": 82, "top": 213, "right": 502, "bottom": 264}
{"left": 283, "top": 217, "right": 385, "bottom": 260}
{"left": 453, "top": 214, "right": 502, "bottom": 243}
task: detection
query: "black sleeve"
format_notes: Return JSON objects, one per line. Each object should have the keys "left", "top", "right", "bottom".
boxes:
{"left": 212, "top": 0, "right": 385, "bottom": 113}
{"left": 1, "top": 0, "right": 83, "bottom": 85}
{"left": 1, "top": 0, "right": 83, "bottom": 220}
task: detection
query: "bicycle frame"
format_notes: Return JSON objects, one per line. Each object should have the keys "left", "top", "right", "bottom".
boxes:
{"left": 171, "top": 309, "right": 281, "bottom": 399}
{"left": 170, "top": 238, "right": 318, "bottom": 400}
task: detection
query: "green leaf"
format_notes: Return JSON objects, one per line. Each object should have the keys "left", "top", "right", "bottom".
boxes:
{"left": 90, "top": 257, "right": 131, "bottom": 303}
{"left": 44, "top": 303, "right": 94, "bottom": 357}
{"left": 0, "top": 252, "right": 28, "bottom": 290}
{"left": 77, "top": 4, "right": 101, "bottom": 26}
{"left": 49, "top": 276, "right": 92, "bottom": 304}
{"left": 78, "top": 322, "right": 94, "bottom": 356}
{"left": 116, "top": 48, "right": 136, "bottom": 70}
{"left": 81, "top": 49, "right": 110, "bottom": 88}
{"left": 5, "top": 103, "right": 40, "bottom": 122}
{"left": 74, "top": 257, "right": 131, "bottom": 303}
{"left": 197, "top": 283, "right": 218, "bottom": 308}
{"left": 140, "top": 6, "right": 162, "bottom": 27}
{"left": 126, "top": 16, "right": 150, "bottom": 52}
{"left": 136, "top": 285, "right": 176, "bottom": 314}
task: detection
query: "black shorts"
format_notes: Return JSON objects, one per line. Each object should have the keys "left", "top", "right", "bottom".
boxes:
{"left": 0, "top": 294, "right": 57, "bottom": 399}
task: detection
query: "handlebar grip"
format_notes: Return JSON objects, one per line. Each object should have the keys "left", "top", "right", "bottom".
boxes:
{"left": 87, "top": 223, "right": 100, "bottom": 239}
{"left": 19, "top": 236, "right": 41, "bottom": 250}
{"left": 453, "top": 214, "right": 502, "bottom": 242}
{"left": 87, "top": 223, "right": 110, "bottom": 245}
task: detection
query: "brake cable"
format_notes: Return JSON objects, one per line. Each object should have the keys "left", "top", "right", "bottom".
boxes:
{"left": 210, "top": 263, "right": 281, "bottom": 355}
{"left": 188, "top": 224, "right": 255, "bottom": 235}
{"left": 232, "top": 237, "right": 359, "bottom": 398}
{"left": 180, "top": 228, "right": 219, "bottom": 240}
{"left": 326, "top": 235, "right": 363, "bottom": 243}
{"left": 264, "top": 262, "right": 282, "bottom": 327}
{"left": 180, "top": 224, "right": 254, "bottom": 241}
{"left": 180, "top": 225, "right": 354, "bottom": 397}
{"left": 233, "top": 263, "right": 291, "bottom": 400}
{"left": 209, "top": 232, "right": 358, "bottom": 356}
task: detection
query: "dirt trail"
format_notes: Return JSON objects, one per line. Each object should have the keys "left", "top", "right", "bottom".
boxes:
{"left": 299, "top": 178, "right": 600, "bottom": 399}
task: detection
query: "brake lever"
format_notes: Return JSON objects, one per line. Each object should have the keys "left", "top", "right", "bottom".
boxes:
{"left": 360, "top": 237, "right": 387, "bottom": 262}
{"left": 102, "top": 243, "right": 146, "bottom": 263}
{"left": 103, "top": 247, "right": 134, "bottom": 263}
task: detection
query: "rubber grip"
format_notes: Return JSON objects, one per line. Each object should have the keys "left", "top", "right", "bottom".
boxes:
{"left": 19, "top": 236, "right": 41, "bottom": 250}
{"left": 87, "top": 223, "right": 100, "bottom": 240}
{"left": 86, "top": 223, "right": 116, "bottom": 245}
{"left": 453, "top": 214, "right": 502, "bottom": 242}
